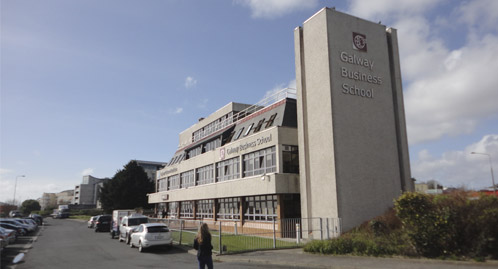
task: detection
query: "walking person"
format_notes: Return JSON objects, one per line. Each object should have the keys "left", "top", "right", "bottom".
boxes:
{"left": 194, "top": 223, "right": 213, "bottom": 269}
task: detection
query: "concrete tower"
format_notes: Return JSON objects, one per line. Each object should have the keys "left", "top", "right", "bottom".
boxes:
{"left": 294, "top": 8, "right": 413, "bottom": 234}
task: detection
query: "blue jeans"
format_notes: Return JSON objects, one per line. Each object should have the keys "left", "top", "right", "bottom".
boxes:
{"left": 197, "top": 255, "right": 213, "bottom": 269}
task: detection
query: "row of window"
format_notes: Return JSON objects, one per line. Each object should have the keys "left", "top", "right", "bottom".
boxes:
{"left": 170, "top": 113, "right": 280, "bottom": 168}
{"left": 158, "top": 146, "right": 280, "bottom": 191}
{"left": 160, "top": 195, "right": 278, "bottom": 221}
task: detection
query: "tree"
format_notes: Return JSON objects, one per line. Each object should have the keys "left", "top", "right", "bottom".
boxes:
{"left": 99, "top": 160, "right": 155, "bottom": 213}
{"left": 20, "top": 199, "right": 41, "bottom": 214}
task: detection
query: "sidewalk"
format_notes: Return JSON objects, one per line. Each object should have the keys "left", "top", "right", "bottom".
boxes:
{"left": 188, "top": 248, "right": 498, "bottom": 269}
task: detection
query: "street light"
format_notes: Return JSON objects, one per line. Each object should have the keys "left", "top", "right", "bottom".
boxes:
{"left": 471, "top": 152, "right": 497, "bottom": 195}
{"left": 13, "top": 175, "right": 26, "bottom": 206}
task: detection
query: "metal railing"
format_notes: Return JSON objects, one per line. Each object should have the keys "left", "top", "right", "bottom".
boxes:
{"left": 149, "top": 216, "right": 341, "bottom": 254}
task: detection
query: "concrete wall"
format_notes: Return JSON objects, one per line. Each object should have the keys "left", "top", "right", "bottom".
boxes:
{"left": 295, "top": 8, "right": 412, "bottom": 233}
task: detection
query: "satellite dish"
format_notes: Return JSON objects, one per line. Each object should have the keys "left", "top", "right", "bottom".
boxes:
{"left": 13, "top": 253, "right": 25, "bottom": 264}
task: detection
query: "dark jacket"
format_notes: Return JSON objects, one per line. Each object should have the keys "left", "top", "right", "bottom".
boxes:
{"left": 193, "top": 235, "right": 213, "bottom": 257}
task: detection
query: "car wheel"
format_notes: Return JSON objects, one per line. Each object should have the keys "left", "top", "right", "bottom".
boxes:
{"left": 126, "top": 234, "right": 130, "bottom": 244}
{"left": 138, "top": 242, "right": 144, "bottom": 252}
{"left": 130, "top": 241, "right": 134, "bottom": 248}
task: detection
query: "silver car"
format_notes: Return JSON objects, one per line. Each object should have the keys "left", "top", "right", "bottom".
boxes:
{"left": 87, "top": 216, "right": 99, "bottom": 228}
{"left": 129, "top": 223, "right": 172, "bottom": 252}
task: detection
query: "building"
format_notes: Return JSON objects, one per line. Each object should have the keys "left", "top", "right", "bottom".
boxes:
{"left": 294, "top": 8, "right": 412, "bottom": 234}
{"left": 148, "top": 90, "right": 302, "bottom": 228}
{"left": 135, "top": 160, "right": 167, "bottom": 189}
{"left": 149, "top": 8, "right": 413, "bottom": 237}
{"left": 40, "top": 193, "right": 57, "bottom": 210}
{"left": 56, "top": 189, "right": 74, "bottom": 205}
{"left": 73, "top": 175, "right": 110, "bottom": 207}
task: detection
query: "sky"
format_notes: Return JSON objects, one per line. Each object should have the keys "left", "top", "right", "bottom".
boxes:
{"left": 1, "top": 0, "right": 498, "bottom": 203}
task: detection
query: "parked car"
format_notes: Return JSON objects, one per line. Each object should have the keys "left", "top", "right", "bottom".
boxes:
{"left": 0, "top": 223, "right": 27, "bottom": 236}
{"left": 94, "top": 215, "right": 112, "bottom": 232}
{"left": 118, "top": 214, "right": 148, "bottom": 244}
{"left": 0, "top": 219, "right": 32, "bottom": 234}
{"left": 15, "top": 219, "right": 37, "bottom": 232}
{"left": 29, "top": 214, "right": 44, "bottom": 225}
{"left": 0, "top": 227, "right": 17, "bottom": 244}
{"left": 88, "top": 215, "right": 99, "bottom": 228}
{"left": 9, "top": 211, "right": 22, "bottom": 218}
{"left": 129, "top": 223, "right": 172, "bottom": 252}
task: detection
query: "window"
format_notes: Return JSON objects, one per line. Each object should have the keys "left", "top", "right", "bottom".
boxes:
{"left": 158, "top": 179, "right": 168, "bottom": 192}
{"left": 244, "top": 195, "right": 278, "bottom": 221}
{"left": 168, "top": 174, "right": 180, "bottom": 190}
{"left": 204, "top": 138, "right": 221, "bottom": 152}
{"left": 188, "top": 145, "right": 202, "bottom": 159}
{"left": 253, "top": 118, "right": 265, "bottom": 133}
{"left": 216, "top": 157, "right": 240, "bottom": 182}
{"left": 196, "top": 199, "right": 214, "bottom": 219}
{"left": 180, "top": 201, "right": 194, "bottom": 218}
{"left": 167, "top": 202, "right": 178, "bottom": 218}
{"left": 244, "top": 123, "right": 254, "bottom": 136}
{"left": 243, "top": 147, "right": 276, "bottom": 177}
{"left": 225, "top": 131, "right": 235, "bottom": 144}
{"left": 283, "top": 145, "right": 299, "bottom": 173}
{"left": 181, "top": 170, "right": 195, "bottom": 188}
{"left": 265, "top": 113, "right": 277, "bottom": 128}
{"left": 233, "top": 127, "right": 244, "bottom": 141}
{"left": 196, "top": 164, "right": 214, "bottom": 185}
{"left": 217, "top": 197, "right": 240, "bottom": 220}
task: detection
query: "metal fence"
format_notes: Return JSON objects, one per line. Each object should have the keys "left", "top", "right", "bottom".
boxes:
{"left": 149, "top": 217, "right": 341, "bottom": 254}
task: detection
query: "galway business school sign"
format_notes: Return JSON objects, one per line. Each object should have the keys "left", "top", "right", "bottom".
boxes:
{"left": 339, "top": 33, "right": 383, "bottom": 99}
{"left": 220, "top": 133, "right": 272, "bottom": 160}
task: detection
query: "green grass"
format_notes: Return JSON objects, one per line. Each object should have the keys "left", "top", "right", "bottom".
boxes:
{"left": 69, "top": 215, "right": 92, "bottom": 220}
{"left": 171, "top": 230, "right": 301, "bottom": 253}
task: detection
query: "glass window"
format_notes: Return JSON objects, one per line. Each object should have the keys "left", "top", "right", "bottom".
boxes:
{"left": 181, "top": 170, "right": 195, "bottom": 188}
{"left": 253, "top": 118, "right": 265, "bottom": 133}
{"left": 180, "top": 201, "right": 194, "bottom": 218}
{"left": 196, "top": 164, "right": 214, "bottom": 185}
{"left": 216, "top": 157, "right": 240, "bottom": 182}
{"left": 283, "top": 145, "right": 299, "bottom": 173}
{"left": 244, "top": 123, "right": 254, "bottom": 137}
{"left": 234, "top": 127, "right": 244, "bottom": 141}
{"left": 265, "top": 113, "right": 277, "bottom": 128}
{"left": 243, "top": 147, "right": 276, "bottom": 177}
{"left": 217, "top": 197, "right": 240, "bottom": 220}
{"left": 196, "top": 199, "right": 214, "bottom": 219}
{"left": 244, "top": 195, "right": 277, "bottom": 221}
{"left": 167, "top": 202, "right": 178, "bottom": 218}
{"left": 168, "top": 174, "right": 180, "bottom": 190}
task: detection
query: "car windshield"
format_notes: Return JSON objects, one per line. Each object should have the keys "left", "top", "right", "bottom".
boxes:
{"left": 147, "top": 226, "right": 169, "bottom": 233}
{"left": 128, "top": 218, "right": 148, "bottom": 226}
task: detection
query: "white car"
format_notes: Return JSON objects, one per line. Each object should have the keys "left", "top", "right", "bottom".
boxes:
{"left": 129, "top": 223, "right": 172, "bottom": 252}
{"left": 118, "top": 214, "right": 148, "bottom": 244}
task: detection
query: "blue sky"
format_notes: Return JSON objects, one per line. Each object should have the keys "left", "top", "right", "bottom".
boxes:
{"left": 1, "top": 0, "right": 498, "bottom": 203}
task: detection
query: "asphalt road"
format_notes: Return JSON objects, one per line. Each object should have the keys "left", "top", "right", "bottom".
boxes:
{"left": 3, "top": 218, "right": 297, "bottom": 269}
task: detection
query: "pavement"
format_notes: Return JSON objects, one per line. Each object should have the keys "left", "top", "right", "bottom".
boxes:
{"left": 186, "top": 248, "right": 498, "bottom": 269}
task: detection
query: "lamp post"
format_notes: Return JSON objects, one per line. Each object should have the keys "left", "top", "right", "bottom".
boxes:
{"left": 13, "top": 175, "right": 26, "bottom": 206}
{"left": 471, "top": 152, "right": 497, "bottom": 195}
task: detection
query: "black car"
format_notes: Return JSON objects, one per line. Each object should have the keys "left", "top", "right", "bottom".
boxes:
{"left": 94, "top": 215, "right": 112, "bottom": 232}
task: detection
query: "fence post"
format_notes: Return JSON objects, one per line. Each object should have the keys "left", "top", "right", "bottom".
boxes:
{"left": 326, "top": 218, "right": 330, "bottom": 239}
{"left": 219, "top": 221, "right": 222, "bottom": 255}
{"left": 296, "top": 223, "right": 301, "bottom": 244}
{"left": 272, "top": 218, "right": 276, "bottom": 249}
{"left": 179, "top": 219, "right": 183, "bottom": 245}
{"left": 319, "top": 217, "right": 323, "bottom": 240}
{"left": 234, "top": 222, "right": 238, "bottom": 235}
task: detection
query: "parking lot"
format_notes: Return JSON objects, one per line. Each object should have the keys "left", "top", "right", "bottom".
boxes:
{"left": 1, "top": 218, "right": 297, "bottom": 269}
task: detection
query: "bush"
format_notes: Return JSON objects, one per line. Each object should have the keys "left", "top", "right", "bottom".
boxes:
{"left": 395, "top": 191, "right": 498, "bottom": 259}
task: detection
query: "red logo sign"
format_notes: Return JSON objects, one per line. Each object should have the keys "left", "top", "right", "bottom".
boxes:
{"left": 352, "top": 32, "right": 367, "bottom": 52}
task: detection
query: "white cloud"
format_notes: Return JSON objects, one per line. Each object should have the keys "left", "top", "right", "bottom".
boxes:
{"left": 174, "top": 107, "right": 183, "bottom": 114}
{"left": 455, "top": 0, "right": 498, "bottom": 32}
{"left": 185, "top": 76, "right": 197, "bottom": 88}
{"left": 0, "top": 168, "right": 13, "bottom": 175}
{"left": 412, "top": 134, "right": 498, "bottom": 189}
{"left": 345, "top": 1, "right": 498, "bottom": 144}
{"left": 81, "top": 168, "right": 94, "bottom": 176}
{"left": 348, "top": 0, "right": 442, "bottom": 21}
{"left": 235, "top": 0, "right": 318, "bottom": 19}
